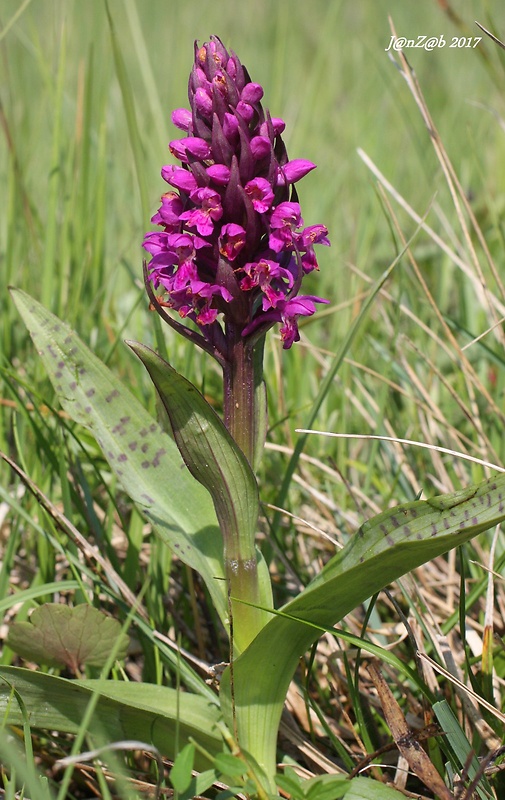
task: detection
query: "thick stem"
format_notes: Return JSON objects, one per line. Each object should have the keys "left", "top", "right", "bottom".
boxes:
{"left": 221, "top": 324, "right": 268, "bottom": 652}
{"left": 226, "top": 558, "right": 265, "bottom": 654}
{"left": 223, "top": 326, "right": 257, "bottom": 467}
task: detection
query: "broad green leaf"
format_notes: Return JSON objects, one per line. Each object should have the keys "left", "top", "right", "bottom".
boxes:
{"left": 6, "top": 603, "right": 129, "bottom": 670}
{"left": 221, "top": 473, "right": 505, "bottom": 780}
{"left": 213, "top": 752, "right": 248, "bottom": 777}
{"left": 170, "top": 743, "right": 196, "bottom": 793}
{"left": 345, "top": 777, "right": 411, "bottom": 799}
{"left": 128, "top": 342, "right": 273, "bottom": 650}
{"left": 0, "top": 666, "right": 222, "bottom": 770}
{"left": 304, "top": 773, "right": 351, "bottom": 800}
{"left": 276, "top": 773, "right": 405, "bottom": 800}
{"left": 180, "top": 768, "right": 219, "bottom": 800}
{"left": 128, "top": 342, "right": 259, "bottom": 557}
{"left": 276, "top": 772, "right": 305, "bottom": 800}
{"left": 10, "top": 289, "right": 228, "bottom": 627}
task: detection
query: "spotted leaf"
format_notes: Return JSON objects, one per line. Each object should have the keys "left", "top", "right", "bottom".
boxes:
{"left": 10, "top": 289, "right": 228, "bottom": 627}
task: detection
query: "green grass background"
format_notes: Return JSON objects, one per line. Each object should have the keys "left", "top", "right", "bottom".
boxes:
{"left": 3, "top": 0, "right": 505, "bottom": 540}
{"left": 2, "top": 0, "right": 505, "bottom": 793}
{"left": 3, "top": 0, "right": 505, "bottom": 524}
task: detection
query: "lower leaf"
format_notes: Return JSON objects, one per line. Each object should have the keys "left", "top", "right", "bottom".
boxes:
{"left": 221, "top": 474, "right": 505, "bottom": 781}
{"left": 0, "top": 667, "right": 222, "bottom": 770}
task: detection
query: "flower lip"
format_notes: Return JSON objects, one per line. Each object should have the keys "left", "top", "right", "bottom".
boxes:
{"left": 244, "top": 178, "right": 274, "bottom": 213}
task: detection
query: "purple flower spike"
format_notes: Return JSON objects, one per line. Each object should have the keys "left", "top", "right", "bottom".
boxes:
{"left": 143, "top": 35, "right": 330, "bottom": 354}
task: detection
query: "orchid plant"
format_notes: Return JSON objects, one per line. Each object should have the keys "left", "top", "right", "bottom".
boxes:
{"left": 140, "top": 36, "right": 329, "bottom": 654}
{"left": 3, "top": 34, "right": 505, "bottom": 800}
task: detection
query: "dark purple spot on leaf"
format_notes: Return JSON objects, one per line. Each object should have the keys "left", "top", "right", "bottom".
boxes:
{"left": 128, "top": 442, "right": 138, "bottom": 451}
{"left": 141, "top": 443, "right": 149, "bottom": 453}
{"left": 84, "top": 406, "right": 92, "bottom": 413}
{"left": 118, "top": 454, "right": 127, "bottom": 462}
{"left": 141, "top": 461, "right": 150, "bottom": 469}
{"left": 105, "top": 390, "right": 119, "bottom": 403}
{"left": 472, "top": 517, "right": 478, "bottom": 525}
{"left": 69, "top": 381, "right": 77, "bottom": 390}
{"left": 86, "top": 388, "right": 95, "bottom": 398}
{"left": 152, "top": 448, "right": 166, "bottom": 467}
{"left": 120, "top": 416, "right": 130, "bottom": 424}
{"left": 149, "top": 423, "right": 157, "bottom": 432}
{"left": 431, "top": 523, "right": 438, "bottom": 536}
{"left": 391, "top": 516, "right": 400, "bottom": 529}
{"left": 403, "top": 526, "right": 412, "bottom": 537}
{"left": 139, "top": 428, "right": 148, "bottom": 437}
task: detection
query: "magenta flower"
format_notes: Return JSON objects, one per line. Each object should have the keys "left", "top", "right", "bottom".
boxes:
{"left": 245, "top": 178, "right": 274, "bottom": 213}
{"left": 179, "top": 187, "right": 223, "bottom": 236}
{"left": 219, "top": 223, "right": 247, "bottom": 261}
{"left": 143, "top": 36, "right": 330, "bottom": 356}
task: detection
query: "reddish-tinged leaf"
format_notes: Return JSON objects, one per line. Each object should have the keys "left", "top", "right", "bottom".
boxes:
{"left": 7, "top": 604, "right": 129, "bottom": 671}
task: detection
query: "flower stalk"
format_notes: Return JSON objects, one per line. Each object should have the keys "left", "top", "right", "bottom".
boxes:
{"left": 142, "top": 35, "right": 330, "bottom": 651}
{"left": 223, "top": 327, "right": 257, "bottom": 466}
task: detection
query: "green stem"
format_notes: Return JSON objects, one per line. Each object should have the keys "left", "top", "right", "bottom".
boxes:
{"left": 223, "top": 328, "right": 257, "bottom": 466}
{"left": 221, "top": 325, "right": 266, "bottom": 652}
